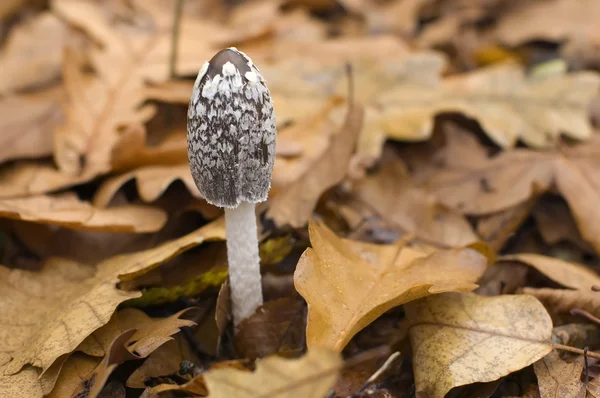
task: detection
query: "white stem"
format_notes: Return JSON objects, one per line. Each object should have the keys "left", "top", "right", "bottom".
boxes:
{"left": 225, "top": 202, "right": 263, "bottom": 326}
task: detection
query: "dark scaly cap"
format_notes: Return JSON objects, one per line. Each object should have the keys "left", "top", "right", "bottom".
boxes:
{"left": 187, "top": 48, "right": 276, "bottom": 208}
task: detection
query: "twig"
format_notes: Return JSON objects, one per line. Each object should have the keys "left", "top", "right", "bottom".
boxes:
{"left": 170, "top": 0, "right": 184, "bottom": 79}
{"left": 585, "top": 346, "right": 590, "bottom": 386}
{"left": 352, "top": 351, "right": 401, "bottom": 395}
{"left": 553, "top": 343, "right": 600, "bottom": 359}
{"left": 570, "top": 307, "right": 600, "bottom": 325}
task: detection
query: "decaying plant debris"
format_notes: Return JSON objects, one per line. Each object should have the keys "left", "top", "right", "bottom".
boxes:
{"left": 2, "top": 0, "right": 600, "bottom": 397}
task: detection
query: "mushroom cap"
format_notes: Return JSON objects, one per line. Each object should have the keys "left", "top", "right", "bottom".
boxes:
{"left": 187, "top": 48, "right": 276, "bottom": 208}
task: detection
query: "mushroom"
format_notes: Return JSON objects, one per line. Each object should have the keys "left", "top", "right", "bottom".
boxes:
{"left": 187, "top": 48, "right": 276, "bottom": 326}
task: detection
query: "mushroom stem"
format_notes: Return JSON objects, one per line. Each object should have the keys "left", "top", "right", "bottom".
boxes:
{"left": 224, "top": 201, "right": 263, "bottom": 326}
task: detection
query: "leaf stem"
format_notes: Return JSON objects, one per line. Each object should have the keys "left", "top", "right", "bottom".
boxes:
{"left": 553, "top": 343, "right": 600, "bottom": 359}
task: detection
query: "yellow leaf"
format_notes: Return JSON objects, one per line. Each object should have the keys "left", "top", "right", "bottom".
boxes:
{"left": 495, "top": 0, "right": 599, "bottom": 46}
{"left": 0, "top": 87, "right": 64, "bottom": 163}
{"left": 0, "top": 218, "right": 224, "bottom": 375}
{"left": 294, "top": 221, "right": 488, "bottom": 351}
{"left": 350, "top": 150, "right": 478, "bottom": 247}
{"left": 523, "top": 287, "right": 600, "bottom": 318}
{"left": 378, "top": 62, "right": 599, "bottom": 148}
{"left": 204, "top": 348, "right": 342, "bottom": 398}
{"left": 0, "top": 192, "right": 166, "bottom": 233}
{"left": 0, "top": 161, "right": 96, "bottom": 198}
{"left": 534, "top": 351, "right": 585, "bottom": 398}
{"left": 428, "top": 133, "right": 600, "bottom": 254}
{"left": 93, "top": 164, "right": 199, "bottom": 207}
{"left": 78, "top": 308, "right": 196, "bottom": 358}
{"left": 267, "top": 89, "right": 364, "bottom": 228}
{"left": 406, "top": 293, "right": 553, "bottom": 398}
{"left": 499, "top": 253, "right": 600, "bottom": 290}
{"left": 0, "top": 13, "right": 70, "bottom": 94}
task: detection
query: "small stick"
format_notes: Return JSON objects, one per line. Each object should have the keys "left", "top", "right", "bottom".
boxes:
{"left": 170, "top": 0, "right": 184, "bottom": 79}
{"left": 570, "top": 307, "right": 600, "bottom": 325}
{"left": 553, "top": 343, "right": 600, "bottom": 359}
{"left": 585, "top": 346, "right": 590, "bottom": 386}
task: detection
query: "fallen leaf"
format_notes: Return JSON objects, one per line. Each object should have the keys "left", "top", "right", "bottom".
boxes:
{"left": 523, "top": 287, "right": 600, "bottom": 318}
{"left": 498, "top": 253, "right": 600, "bottom": 290}
{"left": 93, "top": 164, "right": 199, "bottom": 208}
{"left": 295, "top": 220, "right": 488, "bottom": 351}
{"left": 9, "top": 220, "right": 153, "bottom": 265}
{"left": 427, "top": 134, "right": 600, "bottom": 254}
{"left": 204, "top": 348, "right": 343, "bottom": 398}
{"left": 406, "top": 293, "right": 553, "bottom": 398}
{"left": 378, "top": 62, "right": 599, "bottom": 148}
{"left": 588, "top": 375, "right": 600, "bottom": 398}
{"left": 1, "top": 218, "right": 225, "bottom": 375}
{"left": 476, "top": 198, "right": 537, "bottom": 251}
{"left": 0, "top": 363, "right": 44, "bottom": 398}
{"left": 495, "top": 0, "right": 600, "bottom": 46}
{"left": 45, "top": 353, "right": 99, "bottom": 398}
{"left": 70, "top": 330, "right": 140, "bottom": 398}
{"left": 266, "top": 85, "right": 364, "bottom": 228}
{"left": 110, "top": 126, "right": 187, "bottom": 172}
{"left": 271, "top": 98, "right": 343, "bottom": 188}
{"left": 141, "top": 359, "right": 250, "bottom": 397}
{"left": 235, "top": 298, "right": 306, "bottom": 359}
{"left": 50, "top": 0, "right": 243, "bottom": 175}
{"left": 126, "top": 336, "right": 198, "bottom": 389}
{"left": 0, "top": 12, "right": 71, "bottom": 94}
{"left": 53, "top": 46, "right": 156, "bottom": 177}
{"left": 78, "top": 308, "right": 196, "bottom": 358}
{"left": 552, "top": 324, "right": 600, "bottom": 348}
{"left": 0, "top": 87, "right": 64, "bottom": 163}
{"left": 0, "top": 0, "right": 27, "bottom": 19}
{"left": 533, "top": 198, "right": 590, "bottom": 250}
{"left": 350, "top": 149, "right": 479, "bottom": 247}
{"left": 0, "top": 161, "right": 96, "bottom": 198}
{"left": 119, "top": 240, "right": 228, "bottom": 308}
{"left": 0, "top": 192, "right": 167, "bottom": 233}
{"left": 534, "top": 351, "right": 585, "bottom": 398}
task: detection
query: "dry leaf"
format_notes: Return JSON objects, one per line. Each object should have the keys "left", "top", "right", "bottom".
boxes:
{"left": 295, "top": 220, "right": 488, "bottom": 351}
{"left": 235, "top": 298, "right": 306, "bottom": 359}
{"left": 45, "top": 353, "right": 99, "bottom": 398}
{"left": 533, "top": 198, "right": 591, "bottom": 251}
{"left": 204, "top": 348, "right": 343, "bottom": 398}
{"left": 0, "top": 192, "right": 167, "bottom": 233}
{"left": 93, "top": 164, "right": 199, "bottom": 208}
{"left": 534, "top": 351, "right": 585, "bottom": 398}
{"left": 78, "top": 308, "right": 196, "bottom": 358}
{"left": 50, "top": 0, "right": 242, "bottom": 176}
{"left": 427, "top": 134, "right": 600, "bottom": 254}
{"left": 110, "top": 126, "right": 187, "bottom": 172}
{"left": 53, "top": 46, "right": 156, "bottom": 177}
{"left": 0, "top": 87, "right": 64, "bottom": 163}
{"left": 70, "top": 330, "right": 140, "bottom": 398}
{"left": 476, "top": 198, "right": 537, "bottom": 251}
{"left": 495, "top": 0, "right": 600, "bottom": 46}
{"left": 0, "top": 161, "right": 96, "bottom": 198}
{"left": 118, "top": 240, "right": 228, "bottom": 308}
{"left": 141, "top": 360, "right": 250, "bottom": 397}
{"left": 523, "top": 287, "right": 600, "bottom": 318}
{"left": 126, "top": 336, "right": 198, "bottom": 389}
{"left": 498, "top": 253, "right": 600, "bottom": 290}
{"left": 0, "top": 13, "right": 70, "bottom": 94}
{"left": 406, "top": 293, "right": 553, "bottom": 398}
{"left": 267, "top": 94, "right": 364, "bottom": 227}
{"left": 0, "top": 363, "right": 44, "bottom": 398}
{"left": 377, "top": 62, "right": 599, "bottom": 148}
{"left": 0, "top": 257, "right": 136, "bottom": 375}
{"left": 351, "top": 149, "right": 478, "bottom": 247}
{"left": 1, "top": 218, "right": 224, "bottom": 375}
